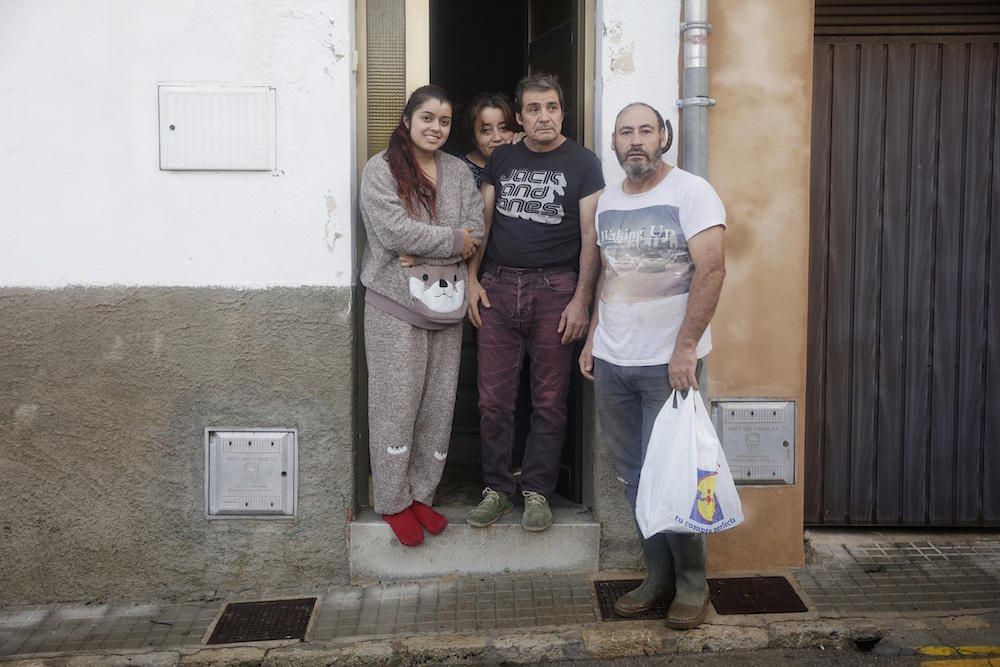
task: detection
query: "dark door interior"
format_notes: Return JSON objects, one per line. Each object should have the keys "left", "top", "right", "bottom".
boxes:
{"left": 806, "top": 0, "right": 1000, "bottom": 526}
{"left": 429, "top": 0, "right": 585, "bottom": 505}
{"left": 527, "top": 0, "right": 580, "bottom": 140}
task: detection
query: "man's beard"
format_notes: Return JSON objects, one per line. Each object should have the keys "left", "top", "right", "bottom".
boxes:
{"left": 616, "top": 145, "right": 663, "bottom": 178}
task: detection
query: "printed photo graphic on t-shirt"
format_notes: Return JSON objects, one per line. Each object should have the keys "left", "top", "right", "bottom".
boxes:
{"left": 598, "top": 204, "right": 693, "bottom": 303}
{"left": 496, "top": 168, "right": 567, "bottom": 225}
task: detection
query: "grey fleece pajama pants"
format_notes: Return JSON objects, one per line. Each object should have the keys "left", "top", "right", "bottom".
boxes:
{"left": 364, "top": 305, "right": 463, "bottom": 515}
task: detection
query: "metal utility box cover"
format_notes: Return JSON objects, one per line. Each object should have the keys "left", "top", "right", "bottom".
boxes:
{"left": 158, "top": 85, "right": 277, "bottom": 171}
{"left": 206, "top": 429, "right": 296, "bottom": 518}
{"left": 711, "top": 401, "right": 795, "bottom": 485}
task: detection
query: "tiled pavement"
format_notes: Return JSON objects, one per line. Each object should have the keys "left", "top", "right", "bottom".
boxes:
{"left": 1, "top": 535, "right": 998, "bottom": 658}
{"left": 311, "top": 574, "right": 597, "bottom": 639}
{"left": 794, "top": 536, "right": 1000, "bottom": 616}
{"left": 0, "top": 601, "right": 219, "bottom": 656}
{"left": 0, "top": 574, "right": 599, "bottom": 657}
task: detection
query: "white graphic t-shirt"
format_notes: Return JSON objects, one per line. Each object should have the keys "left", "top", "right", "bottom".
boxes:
{"left": 592, "top": 167, "right": 726, "bottom": 366}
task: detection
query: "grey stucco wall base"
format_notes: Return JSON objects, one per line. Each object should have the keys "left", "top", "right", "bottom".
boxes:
{"left": 0, "top": 287, "right": 355, "bottom": 606}
{"left": 593, "top": 421, "right": 643, "bottom": 571}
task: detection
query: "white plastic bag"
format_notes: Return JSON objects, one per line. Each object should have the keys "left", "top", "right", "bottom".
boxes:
{"left": 635, "top": 389, "right": 743, "bottom": 537}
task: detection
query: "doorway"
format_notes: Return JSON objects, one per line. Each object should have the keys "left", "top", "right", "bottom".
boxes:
{"left": 428, "top": 0, "right": 590, "bottom": 507}
{"left": 356, "top": 0, "right": 594, "bottom": 510}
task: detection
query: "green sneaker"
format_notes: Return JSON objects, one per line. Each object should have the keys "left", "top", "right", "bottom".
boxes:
{"left": 466, "top": 488, "right": 513, "bottom": 527}
{"left": 521, "top": 491, "right": 552, "bottom": 532}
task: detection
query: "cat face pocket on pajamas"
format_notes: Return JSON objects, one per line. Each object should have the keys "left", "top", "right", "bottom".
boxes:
{"left": 408, "top": 263, "right": 467, "bottom": 319}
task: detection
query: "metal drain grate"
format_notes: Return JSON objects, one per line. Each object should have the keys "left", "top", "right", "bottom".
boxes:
{"left": 207, "top": 598, "right": 316, "bottom": 644}
{"left": 594, "top": 579, "right": 672, "bottom": 621}
{"left": 708, "top": 576, "right": 807, "bottom": 615}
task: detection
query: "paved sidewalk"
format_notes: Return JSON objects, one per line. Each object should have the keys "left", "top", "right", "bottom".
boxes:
{"left": 1, "top": 531, "right": 998, "bottom": 665}
{"left": 796, "top": 532, "right": 1000, "bottom": 615}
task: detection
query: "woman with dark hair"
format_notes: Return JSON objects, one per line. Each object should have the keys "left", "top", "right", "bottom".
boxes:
{"left": 359, "top": 84, "right": 484, "bottom": 546}
{"left": 460, "top": 92, "right": 517, "bottom": 188}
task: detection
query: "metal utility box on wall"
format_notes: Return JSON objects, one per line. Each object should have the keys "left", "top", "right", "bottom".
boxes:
{"left": 712, "top": 401, "right": 795, "bottom": 484}
{"left": 158, "top": 85, "right": 277, "bottom": 171}
{"left": 205, "top": 429, "right": 297, "bottom": 518}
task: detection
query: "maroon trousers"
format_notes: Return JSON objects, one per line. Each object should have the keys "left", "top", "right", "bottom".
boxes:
{"left": 476, "top": 264, "right": 577, "bottom": 499}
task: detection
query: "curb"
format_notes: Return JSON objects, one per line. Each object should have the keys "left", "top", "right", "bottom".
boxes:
{"left": 0, "top": 617, "right": 879, "bottom": 666}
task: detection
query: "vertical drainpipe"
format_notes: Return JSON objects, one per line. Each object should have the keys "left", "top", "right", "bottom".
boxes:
{"left": 679, "top": 0, "right": 715, "bottom": 178}
{"left": 679, "top": 0, "right": 715, "bottom": 398}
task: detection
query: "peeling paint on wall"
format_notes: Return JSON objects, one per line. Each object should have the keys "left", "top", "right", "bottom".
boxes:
{"left": 603, "top": 20, "right": 636, "bottom": 73}
{"left": 611, "top": 52, "right": 635, "bottom": 73}
{"left": 324, "top": 193, "right": 344, "bottom": 254}
{"left": 327, "top": 17, "right": 348, "bottom": 65}
{"left": 604, "top": 20, "right": 623, "bottom": 43}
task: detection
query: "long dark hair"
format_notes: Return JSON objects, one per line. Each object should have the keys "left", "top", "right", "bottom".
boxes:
{"left": 385, "top": 84, "right": 452, "bottom": 219}
{"left": 464, "top": 92, "right": 516, "bottom": 148}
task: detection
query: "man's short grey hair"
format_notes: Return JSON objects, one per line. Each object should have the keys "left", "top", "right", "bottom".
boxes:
{"left": 515, "top": 72, "right": 565, "bottom": 112}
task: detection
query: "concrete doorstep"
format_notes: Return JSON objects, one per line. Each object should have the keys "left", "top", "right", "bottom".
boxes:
{"left": 349, "top": 506, "right": 601, "bottom": 581}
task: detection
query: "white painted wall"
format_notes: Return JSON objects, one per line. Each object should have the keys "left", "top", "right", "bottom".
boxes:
{"left": 0, "top": 1, "right": 680, "bottom": 287}
{"left": 0, "top": 0, "right": 355, "bottom": 287}
{"left": 595, "top": 0, "right": 682, "bottom": 190}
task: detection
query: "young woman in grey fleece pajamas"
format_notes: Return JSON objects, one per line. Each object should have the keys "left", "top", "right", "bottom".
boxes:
{"left": 359, "top": 85, "right": 485, "bottom": 546}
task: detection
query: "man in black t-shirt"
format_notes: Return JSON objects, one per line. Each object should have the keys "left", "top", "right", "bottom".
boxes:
{"left": 466, "top": 73, "right": 604, "bottom": 532}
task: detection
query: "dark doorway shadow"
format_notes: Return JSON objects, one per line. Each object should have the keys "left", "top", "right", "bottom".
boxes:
{"left": 429, "top": 0, "right": 586, "bottom": 506}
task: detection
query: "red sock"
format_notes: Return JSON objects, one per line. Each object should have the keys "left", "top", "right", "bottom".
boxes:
{"left": 411, "top": 501, "right": 448, "bottom": 535}
{"left": 382, "top": 506, "right": 424, "bottom": 546}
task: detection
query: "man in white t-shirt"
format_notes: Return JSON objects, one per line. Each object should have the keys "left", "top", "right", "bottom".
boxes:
{"left": 580, "top": 102, "right": 726, "bottom": 630}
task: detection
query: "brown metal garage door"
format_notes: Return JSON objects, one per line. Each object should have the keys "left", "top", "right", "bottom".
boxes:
{"left": 806, "top": 1, "right": 1000, "bottom": 526}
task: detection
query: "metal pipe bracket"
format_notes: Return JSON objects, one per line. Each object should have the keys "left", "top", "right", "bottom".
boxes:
{"left": 676, "top": 97, "right": 717, "bottom": 108}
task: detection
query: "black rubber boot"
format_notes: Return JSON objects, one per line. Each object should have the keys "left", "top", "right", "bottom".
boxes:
{"left": 613, "top": 524, "right": 675, "bottom": 617}
{"left": 664, "top": 533, "right": 709, "bottom": 630}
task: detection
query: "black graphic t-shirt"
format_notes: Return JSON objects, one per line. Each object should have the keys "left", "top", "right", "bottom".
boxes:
{"left": 482, "top": 139, "right": 604, "bottom": 268}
